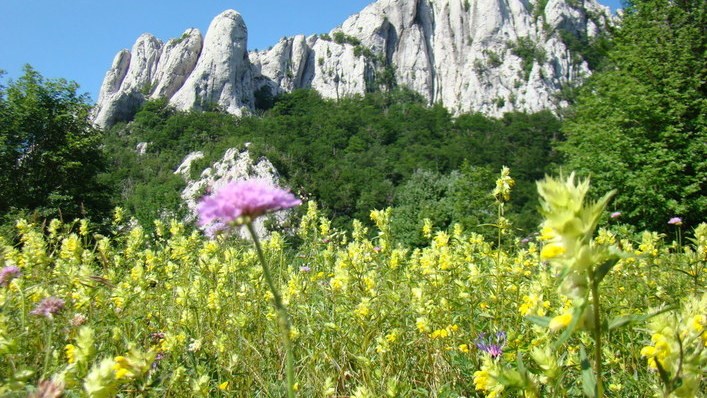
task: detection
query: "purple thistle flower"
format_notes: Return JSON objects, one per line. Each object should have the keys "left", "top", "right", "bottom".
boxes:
{"left": 0, "top": 266, "right": 21, "bottom": 287}
{"left": 475, "top": 330, "right": 507, "bottom": 359}
{"left": 197, "top": 180, "right": 302, "bottom": 228}
{"left": 485, "top": 344, "right": 503, "bottom": 358}
{"left": 31, "top": 297, "right": 65, "bottom": 319}
{"left": 610, "top": 211, "right": 621, "bottom": 219}
{"left": 668, "top": 217, "right": 683, "bottom": 226}
{"left": 299, "top": 265, "right": 311, "bottom": 273}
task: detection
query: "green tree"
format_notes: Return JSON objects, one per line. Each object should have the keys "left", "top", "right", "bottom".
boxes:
{"left": 0, "top": 65, "right": 110, "bottom": 222}
{"left": 560, "top": 0, "right": 706, "bottom": 231}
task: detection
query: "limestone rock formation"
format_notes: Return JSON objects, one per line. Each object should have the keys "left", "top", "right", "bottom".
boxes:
{"left": 150, "top": 29, "right": 203, "bottom": 99}
{"left": 94, "top": 0, "right": 611, "bottom": 128}
{"left": 170, "top": 10, "right": 254, "bottom": 114}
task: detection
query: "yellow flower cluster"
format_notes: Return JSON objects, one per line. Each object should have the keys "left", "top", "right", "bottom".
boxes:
{"left": 640, "top": 294, "right": 706, "bottom": 397}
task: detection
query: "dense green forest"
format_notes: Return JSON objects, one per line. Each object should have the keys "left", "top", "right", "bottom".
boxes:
{"left": 0, "top": 0, "right": 704, "bottom": 242}
{"left": 100, "top": 89, "right": 562, "bottom": 244}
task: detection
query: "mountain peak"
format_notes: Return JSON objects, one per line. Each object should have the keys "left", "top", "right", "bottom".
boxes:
{"left": 93, "top": 0, "right": 611, "bottom": 128}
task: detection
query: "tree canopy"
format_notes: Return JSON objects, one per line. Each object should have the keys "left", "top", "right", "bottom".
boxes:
{"left": 561, "top": 0, "right": 706, "bottom": 231}
{"left": 0, "top": 66, "right": 110, "bottom": 223}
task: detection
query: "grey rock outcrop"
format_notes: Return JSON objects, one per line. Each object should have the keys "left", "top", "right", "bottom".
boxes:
{"left": 170, "top": 10, "right": 254, "bottom": 114}
{"left": 93, "top": 29, "right": 203, "bottom": 128}
{"left": 151, "top": 29, "right": 203, "bottom": 99}
{"left": 176, "top": 145, "right": 291, "bottom": 239}
{"left": 94, "top": 0, "right": 611, "bottom": 128}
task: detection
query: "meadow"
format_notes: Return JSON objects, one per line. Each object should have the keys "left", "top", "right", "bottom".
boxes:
{"left": 0, "top": 172, "right": 704, "bottom": 397}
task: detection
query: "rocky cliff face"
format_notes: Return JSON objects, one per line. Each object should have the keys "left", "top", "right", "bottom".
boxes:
{"left": 93, "top": 0, "right": 611, "bottom": 128}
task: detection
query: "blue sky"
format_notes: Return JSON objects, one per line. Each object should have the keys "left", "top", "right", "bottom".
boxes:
{"left": 0, "top": 0, "right": 623, "bottom": 103}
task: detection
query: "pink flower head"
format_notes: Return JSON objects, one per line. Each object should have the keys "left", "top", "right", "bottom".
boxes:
{"left": 0, "top": 266, "right": 21, "bottom": 287}
{"left": 668, "top": 217, "right": 683, "bottom": 226}
{"left": 610, "top": 211, "right": 621, "bottom": 219}
{"left": 197, "top": 180, "right": 302, "bottom": 228}
{"left": 31, "top": 296, "right": 65, "bottom": 319}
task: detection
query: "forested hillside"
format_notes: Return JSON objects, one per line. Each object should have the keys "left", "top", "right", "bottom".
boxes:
{"left": 101, "top": 88, "right": 562, "bottom": 244}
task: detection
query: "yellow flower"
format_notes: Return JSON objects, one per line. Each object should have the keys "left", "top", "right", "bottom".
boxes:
{"left": 354, "top": 298, "right": 371, "bottom": 319}
{"left": 416, "top": 317, "right": 430, "bottom": 333}
{"left": 540, "top": 244, "right": 566, "bottom": 260}
{"left": 608, "top": 383, "right": 623, "bottom": 392}
{"left": 549, "top": 313, "right": 573, "bottom": 332}
{"left": 218, "top": 381, "right": 229, "bottom": 391}
{"left": 473, "top": 357, "right": 505, "bottom": 398}
{"left": 113, "top": 356, "right": 133, "bottom": 379}
{"left": 385, "top": 329, "right": 399, "bottom": 343}
{"left": 65, "top": 344, "right": 77, "bottom": 364}
{"left": 429, "top": 328, "right": 449, "bottom": 339}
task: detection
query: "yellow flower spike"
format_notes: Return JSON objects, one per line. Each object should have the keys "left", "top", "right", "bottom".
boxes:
{"left": 493, "top": 166, "right": 515, "bottom": 203}
{"left": 422, "top": 218, "right": 433, "bottom": 239}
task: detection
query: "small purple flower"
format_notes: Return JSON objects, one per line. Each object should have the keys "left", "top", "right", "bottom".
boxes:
{"left": 373, "top": 246, "right": 381, "bottom": 252}
{"left": 610, "top": 211, "right": 621, "bottom": 219}
{"left": 152, "top": 352, "right": 166, "bottom": 370}
{"left": 0, "top": 266, "right": 21, "bottom": 287}
{"left": 668, "top": 217, "right": 683, "bottom": 226}
{"left": 197, "top": 180, "right": 302, "bottom": 228}
{"left": 299, "top": 265, "right": 311, "bottom": 273}
{"left": 31, "top": 297, "right": 65, "bottom": 319}
{"left": 475, "top": 330, "right": 507, "bottom": 359}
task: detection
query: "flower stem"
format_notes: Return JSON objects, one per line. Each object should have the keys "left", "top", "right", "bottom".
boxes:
{"left": 42, "top": 325, "right": 53, "bottom": 377}
{"left": 591, "top": 280, "right": 603, "bottom": 398}
{"left": 246, "top": 222, "right": 295, "bottom": 398}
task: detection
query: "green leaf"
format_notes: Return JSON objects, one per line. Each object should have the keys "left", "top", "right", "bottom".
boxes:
{"left": 593, "top": 258, "right": 620, "bottom": 285}
{"left": 580, "top": 346, "right": 596, "bottom": 398}
{"left": 526, "top": 315, "right": 551, "bottom": 327}
{"left": 608, "top": 306, "right": 675, "bottom": 330}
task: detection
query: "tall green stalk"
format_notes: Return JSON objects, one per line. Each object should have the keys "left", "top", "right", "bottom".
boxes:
{"left": 590, "top": 281, "right": 603, "bottom": 398}
{"left": 246, "top": 222, "right": 295, "bottom": 398}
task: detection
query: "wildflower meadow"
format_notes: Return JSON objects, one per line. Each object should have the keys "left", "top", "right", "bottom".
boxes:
{"left": 0, "top": 172, "right": 705, "bottom": 397}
